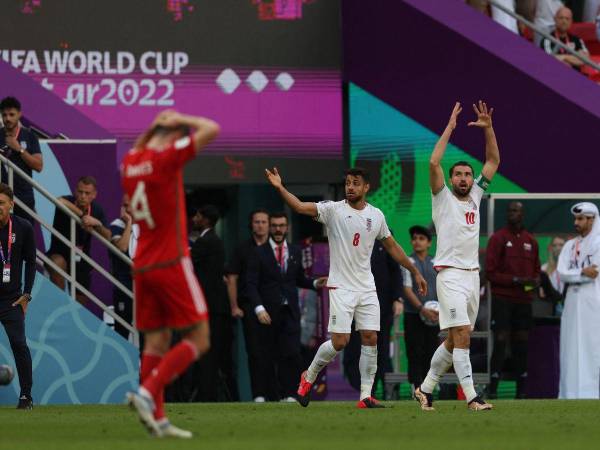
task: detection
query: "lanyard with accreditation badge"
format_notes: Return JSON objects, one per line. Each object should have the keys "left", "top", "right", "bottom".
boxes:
{"left": 0, "top": 218, "right": 12, "bottom": 283}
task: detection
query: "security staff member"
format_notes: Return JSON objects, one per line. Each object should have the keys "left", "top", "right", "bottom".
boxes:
{"left": 0, "top": 97, "right": 44, "bottom": 224}
{"left": 485, "top": 201, "right": 540, "bottom": 399}
{"left": 0, "top": 183, "right": 36, "bottom": 409}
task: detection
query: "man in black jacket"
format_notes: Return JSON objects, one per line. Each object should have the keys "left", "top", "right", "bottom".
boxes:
{"left": 246, "top": 212, "right": 326, "bottom": 401}
{"left": 0, "top": 184, "right": 36, "bottom": 409}
{"left": 190, "top": 205, "right": 237, "bottom": 401}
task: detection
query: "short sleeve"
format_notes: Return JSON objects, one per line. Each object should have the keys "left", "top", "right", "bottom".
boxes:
{"left": 432, "top": 185, "right": 452, "bottom": 218}
{"left": 110, "top": 218, "right": 125, "bottom": 240}
{"left": 377, "top": 214, "right": 391, "bottom": 241}
{"left": 26, "top": 132, "right": 41, "bottom": 155}
{"left": 94, "top": 203, "right": 108, "bottom": 227}
{"left": 471, "top": 174, "right": 489, "bottom": 206}
{"left": 402, "top": 266, "right": 413, "bottom": 288}
{"left": 165, "top": 136, "right": 196, "bottom": 168}
{"left": 316, "top": 201, "right": 335, "bottom": 225}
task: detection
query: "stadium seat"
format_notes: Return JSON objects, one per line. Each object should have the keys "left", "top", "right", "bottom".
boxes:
{"left": 571, "top": 22, "right": 600, "bottom": 54}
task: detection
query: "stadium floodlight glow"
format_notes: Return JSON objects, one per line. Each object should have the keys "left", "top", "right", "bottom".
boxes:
{"left": 246, "top": 70, "right": 269, "bottom": 93}
{"left": 216, "top": 68, "right": 241, "bottom": 94}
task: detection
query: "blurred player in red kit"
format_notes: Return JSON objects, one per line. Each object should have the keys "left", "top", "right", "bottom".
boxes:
{"left": 122, "top": 110, "right": 220, "bottom": 438}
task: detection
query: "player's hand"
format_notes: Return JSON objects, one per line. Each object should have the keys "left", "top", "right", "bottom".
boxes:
{"left": 582, "top": 265, "right": 599, "bottom": 279}
{"left": 315, "top": 277, "right": 328, "bottom": 289}
{"left": 447, "top": 102, "right": 462, "bottom": 130}
{"left": 415, "top": 273, "right": 428, "bottom": 296}
{"left": 153, "top": 109, "right": 181, "bottom": 128}
{"left": 393, "top": 300, "right": 404, "bottom": 318}
{"left": 257, "top": 310, "right": 271, "bottom": 325}
{"left": 468, "top": 100, "right": 493, "bottom": 129}
{"left": 265, "top": 167, "right": 283, "bottom": 189}
{"left": 231, "top": 306, "right": 244, "bottom": 319}
{"left": 421, "top": 307, "right": 439, "bottom": 323}
{"left": 5, "top": 134, "right": 20, "bottom": 151}
{"left": 12, "top": 295, "right": 30, "bottom": 314}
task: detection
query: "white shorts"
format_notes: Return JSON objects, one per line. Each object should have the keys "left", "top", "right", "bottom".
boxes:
{"left": 436, "top": 268, "right": 480, "bottom": 331}
{"left": 328, "top": 288, "right": 380, "bottom": 334}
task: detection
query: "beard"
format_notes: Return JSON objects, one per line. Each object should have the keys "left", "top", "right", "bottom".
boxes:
{"left": 452, "top": 183, "right": 472, "bottom": 197}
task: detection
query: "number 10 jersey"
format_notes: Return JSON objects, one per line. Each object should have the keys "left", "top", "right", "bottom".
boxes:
{"left": 316, "top": 200, "right": 390, "bottom": 292}
{"left": 432, "top": 178, "right": 487, "bottom": 270}
{"left": 121, "top": 136, "right": 195, "bottom": 272}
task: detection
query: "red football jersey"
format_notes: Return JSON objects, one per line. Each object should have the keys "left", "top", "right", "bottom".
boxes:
{"left": 121, "top": 136, "right": 196, "bottom": 272}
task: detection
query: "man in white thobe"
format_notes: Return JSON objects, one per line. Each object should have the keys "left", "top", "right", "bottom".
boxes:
{"left": 557, "top": 202, "right": 600, "bottom": 399}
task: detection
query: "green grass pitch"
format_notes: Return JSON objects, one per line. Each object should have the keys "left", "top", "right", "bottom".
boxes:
{"left": 1, "top": 400, "right": 599, "bottom": 450}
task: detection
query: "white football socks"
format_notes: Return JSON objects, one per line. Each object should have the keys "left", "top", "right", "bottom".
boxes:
{"left": 453, "top": 348, "right": 477, "bottom": 402}
{"left": 306, "top": 340, "right": 339, "bottom": 383}
{"left": 421, "top": 343, "right": 454, "bottom": 394}
{"left": 359, "top": 345, "right": 378, "bottom": 400}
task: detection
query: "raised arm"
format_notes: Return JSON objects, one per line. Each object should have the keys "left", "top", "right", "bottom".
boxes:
{"left": 381, "top": 236, "right": 427, "bottom": 296}
{"left": 430, "top": 102, "right": 462, "bottom": 195}
{"left": 265, "top": 167, "right": 317, "bottom": 217}
{"left": 173, "top": 113, "right": 220, "bottom": 154}
{"left": 468, "top": 101, "right": 499, "bottom": 182}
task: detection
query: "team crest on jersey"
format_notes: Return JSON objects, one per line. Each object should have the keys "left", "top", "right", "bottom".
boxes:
{"left": 366, "top": 218, "right": 372, "bottom": 232}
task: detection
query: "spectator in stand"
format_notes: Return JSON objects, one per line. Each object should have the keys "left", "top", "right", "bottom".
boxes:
{"left": 535, "top": 0, "right": 564, "bottom": 44}
{"left": 401, "top": 226, "right": 440, "bottom": 393}
{"left": 190, "top": 205, "right": 238, "bottom": 401}
{"left": 245, "top": 212, "right": 326, "bottom": 401}
{"left": 596, "top": 5, "right": 600, "bottom": 41}
{"left": 583, "top": 0, "right": 600, "bottom": 21}
{"left": 343, "top": 237, "right": 404, "bottom": 399}
{"left": 109, "top": 195, "right": 138, "bottom": 339}
{"left": 491, "top": 0, "right": 519, "bottom": 34}
{"left": 46, "top": 176, "right": 111, "bottom": 304}
{"left": 540, "top": 6, "right": 590, "bottom": 70}
{"left": 225, "top": 208, "right": 270, "bottom": 402}
{"left": 0, "top": 97, "right": 43, "bottom": 224}
{"left": 485, "top": 202, "right": 541, "bottom": 399}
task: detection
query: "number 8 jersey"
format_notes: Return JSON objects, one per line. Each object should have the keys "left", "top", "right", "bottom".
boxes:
{"left": 432, "top": 176, "right": 487, "bottom": 270}
{"left": 121, "top": 136, "right": 195, "bottom": 272}
{"left": 316, "top": 200, "right": 391, "bottom": 292}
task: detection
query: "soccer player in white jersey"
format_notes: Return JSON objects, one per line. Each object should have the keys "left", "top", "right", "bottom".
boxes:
{"left": 414, "top": 101, "right": 500, "bottom": 412}
{"left": 265, "top": 167, "right": 427, "bottom": 408}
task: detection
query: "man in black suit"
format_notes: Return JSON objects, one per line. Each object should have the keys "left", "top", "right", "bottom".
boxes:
{"left": 343, "top": 239, "right": 404, "bottom": 398}
{"left": 246, "top": 212, "right": 326, "bottom": 401}
{"left": 190, "top": 205, "right": 237, "bottom": 401}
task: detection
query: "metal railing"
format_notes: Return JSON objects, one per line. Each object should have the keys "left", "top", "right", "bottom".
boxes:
{"left": 0, "top": 152, "right": 138, "bottom": 342}
{"left": 489, "top": 0, "right": 600, "bottom": 72}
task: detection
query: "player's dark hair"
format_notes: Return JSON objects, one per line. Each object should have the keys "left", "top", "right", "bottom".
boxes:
{"left": 449, "top": 161, "right": 474, "bottom": 177}
{"left": 248, "top": 208, "right": 270, "bottom": 229}
{"left": 197, "top": 204, "right": 220, "bottom": 227}
{"left": 0, "top": 97, "right": 21, "bottom": 112}
{"left": 77, "top": 175, "right": 97, "bottom": 188}
{"left": 344, "top": 167, "right": 370, "bottom": 183}
{"left": 409, "top": 225, "right": 432, "bottom": 242}
{"left": 270, "top": 211, "right": 288, "bottom": 223}
{"left": 152, "top": 124, "right": 190, "bottom": 137}
{"left": 0, "top": 183, "right": 14, "bottom": 200}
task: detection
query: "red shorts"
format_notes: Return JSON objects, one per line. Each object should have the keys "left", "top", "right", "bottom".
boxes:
{"left": 134, "top": 256, "right": 209, "bottom": 331}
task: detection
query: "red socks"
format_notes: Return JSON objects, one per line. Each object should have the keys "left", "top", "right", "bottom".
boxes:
{"left": 142, "top": 340, "right": 197, "bottom": 413}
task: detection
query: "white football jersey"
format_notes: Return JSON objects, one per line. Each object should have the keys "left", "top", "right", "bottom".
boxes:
{"left": 432, "top": 177, "right": 487, "bottom": 270}
{"left": 316, "top": 200, "right": 391, "bottom": 292}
